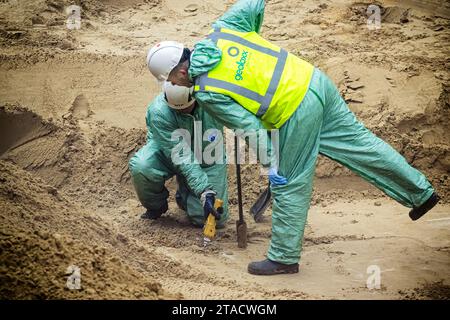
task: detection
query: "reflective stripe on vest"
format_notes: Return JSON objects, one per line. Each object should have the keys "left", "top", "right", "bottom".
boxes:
{"left": 196, "top": 28, "right": 287, "bottom": 117}
{"left": 194, "top": 28, "right": 314, "bottom": 128}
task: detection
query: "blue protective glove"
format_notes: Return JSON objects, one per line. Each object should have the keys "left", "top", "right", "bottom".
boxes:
{"left": 268, "top": 167, "right": 288, "bottom": 186}
{"left": 201, "top": 190, "right": 221, "bottom": 221}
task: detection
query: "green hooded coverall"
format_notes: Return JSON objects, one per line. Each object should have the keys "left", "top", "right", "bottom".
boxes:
{"left": 189, "top": 0, "right": 435, "bottom": 264}
{"left": 129, "top": 94, "right": 229, "bottom": 227}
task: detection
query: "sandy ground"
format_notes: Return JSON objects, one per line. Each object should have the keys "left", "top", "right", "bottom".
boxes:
{"left": 0, "top": 0, "right": 449, "bottom": 299}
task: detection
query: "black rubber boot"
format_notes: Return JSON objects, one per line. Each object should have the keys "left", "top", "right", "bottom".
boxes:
{"left": 248, "top": 259, "right": 299, "bottom": 275}
{"left": 409, "top": 192, "right": 440, "bottom": 221}
{"left": 141, "top": 202, "right": 168, "bottom": 220}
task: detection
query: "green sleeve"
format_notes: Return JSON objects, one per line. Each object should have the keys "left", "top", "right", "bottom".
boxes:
{"left": 213, "top": 0, "right": 265, "bottom": 33}
{"left": 189, "top": 1, "right": 266, "bottom": 79}
{"left": 145, "top": 105, "right": 153, "bottom": 142}
{"left": 189, "top": 39, "right": 222, "bottom": 80}
{"left": 150, "top": 108, "right": 212, "bottom": 197}
{"left": 196, "top": 91, "right": 274, "bottom": 167}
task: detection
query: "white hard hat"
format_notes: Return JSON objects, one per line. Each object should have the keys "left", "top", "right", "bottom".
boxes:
{"left": 163, "top": 81, "right": 195, "bottom": 110}
{"left": 146, "top": 41, "right": 184, "bottom": 81}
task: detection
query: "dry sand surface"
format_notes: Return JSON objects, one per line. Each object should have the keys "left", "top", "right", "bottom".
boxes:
{"left": 1, "top": 0, "right": 449, "bottom": 299}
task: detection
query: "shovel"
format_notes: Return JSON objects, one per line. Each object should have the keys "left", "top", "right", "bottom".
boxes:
{"left": 250, "top": 184, "right": 271, "bottom": 222}
{"left": 235, "top": 135, "right": 247, "bottom": 248}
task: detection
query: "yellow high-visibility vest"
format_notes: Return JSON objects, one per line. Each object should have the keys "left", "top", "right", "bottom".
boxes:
{"left": 194, "top": 28, "right": 315, "bottom": 129}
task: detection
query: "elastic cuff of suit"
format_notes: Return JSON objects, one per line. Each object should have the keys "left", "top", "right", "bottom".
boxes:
{"left": 415, "top": 188, "right": 436, "bottom": 208}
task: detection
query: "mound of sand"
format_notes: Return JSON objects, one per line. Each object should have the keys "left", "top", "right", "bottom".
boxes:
{"left": 0, "top": 103, "right": 145, "bottom": 205}
{"left": 0, "top": 0, "right": 449, "bottom": 300}
{"left": 0, "top": 159, "right": 164, "bottom": 299}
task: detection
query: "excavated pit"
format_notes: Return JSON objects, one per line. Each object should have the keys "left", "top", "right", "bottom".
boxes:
{"left": 0, "top": 106, "right": 54, "bottom": 156}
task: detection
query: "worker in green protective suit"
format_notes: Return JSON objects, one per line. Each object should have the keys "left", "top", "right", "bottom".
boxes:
{"left": 128, "top": 83, "right": 228, "bottom": 228}
{"left": 145, "top": 0, "right": 439, "bottom": 275}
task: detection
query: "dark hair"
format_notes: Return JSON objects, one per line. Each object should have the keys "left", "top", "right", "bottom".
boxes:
{"left": 169, "top": 48, "right": 191, "bottom": 77}
{"left": 178, "top": 48, "right": 191, "bottom": 64}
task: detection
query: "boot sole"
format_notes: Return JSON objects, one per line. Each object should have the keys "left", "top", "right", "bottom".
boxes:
{"left": 248, "top": 265, "right": 299, "bottom": 276}
{"left": 140, "top": 212, "right": 162, "bottom": 220}
{"left": 409, "top": 193, "right": 440, "bottom": 221}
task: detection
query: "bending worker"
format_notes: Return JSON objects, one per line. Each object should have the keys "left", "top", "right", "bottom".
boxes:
{"left": 146, "top": 0, "right": 440, "bottom": 275}
{"left": 129, "top": 83, "right": 228, "bottom": 228}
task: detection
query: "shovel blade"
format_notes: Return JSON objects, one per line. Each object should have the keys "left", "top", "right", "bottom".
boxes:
{"left": 250, "top": 186, "right": 271, "bottom": 222}
{"left": 236, "top": 220, "right": 247, "bottom": 248}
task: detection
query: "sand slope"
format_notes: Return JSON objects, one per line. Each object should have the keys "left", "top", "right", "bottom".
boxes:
{"left": 0, "top": 0, "right": 449, "bottom": 299}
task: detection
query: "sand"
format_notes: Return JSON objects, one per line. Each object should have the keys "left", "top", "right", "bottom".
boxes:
{"left": 0, "top": 0, "right": 449, "bottom": 299}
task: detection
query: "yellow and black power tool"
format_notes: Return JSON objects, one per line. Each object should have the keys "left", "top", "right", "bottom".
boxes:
{"left": 203, "top": 198, "right": 223, "bottom": 246}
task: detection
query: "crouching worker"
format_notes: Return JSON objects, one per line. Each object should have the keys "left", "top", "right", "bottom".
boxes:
{"left": 129, "top": 82, "right": 228, "bottom": 227}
